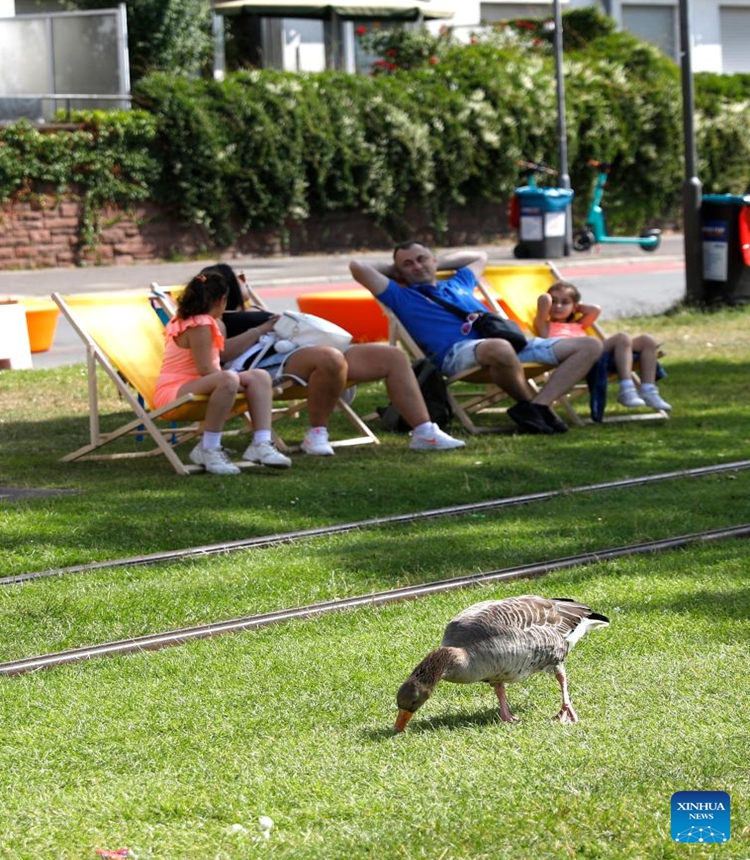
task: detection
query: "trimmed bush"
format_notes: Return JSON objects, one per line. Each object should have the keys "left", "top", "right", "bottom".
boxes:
{"left": 1, "top": 9, "right": 748, "bottom": 252}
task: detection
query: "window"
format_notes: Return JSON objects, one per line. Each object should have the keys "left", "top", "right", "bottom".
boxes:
{"left": 480, "top": 2, "right": 557, "bottom": 23}
{"left": 720, "top": 6, "right": 750, "bottom": 72}
{"left": 621, "top": 4, "right": 677, "bottom": 60}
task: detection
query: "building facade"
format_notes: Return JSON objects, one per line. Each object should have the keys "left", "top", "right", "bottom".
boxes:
{"left": 231, "top": 0, "right": 750, "bottom": 74}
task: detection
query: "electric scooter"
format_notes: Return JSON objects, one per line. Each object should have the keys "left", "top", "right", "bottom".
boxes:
{"left": 573, "top": 159, "right": 661, "bottom": 252}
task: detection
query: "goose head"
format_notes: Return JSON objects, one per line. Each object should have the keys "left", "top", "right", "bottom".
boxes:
{"left": 394, "top": 677, "right": 432, "bottom": 732}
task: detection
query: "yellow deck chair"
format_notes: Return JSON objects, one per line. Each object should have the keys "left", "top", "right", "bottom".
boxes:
{"left": 52, "top": 290, "right": 263, "bottom": 475}
{"left": 150, "top": 282, "right": 379, "bottom": 453}
{"left": 378, "top": 275, "right": 554, "bottom": 435}
{"left": 480, "top": 264, "right": 669, "bottom": 424}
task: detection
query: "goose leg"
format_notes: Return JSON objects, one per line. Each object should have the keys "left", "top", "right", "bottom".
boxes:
{"left": 493, "top": 683, "right": 519, "bottom": 722}
{"left": 554, "top": 666, "right": 578, "bottom": 723}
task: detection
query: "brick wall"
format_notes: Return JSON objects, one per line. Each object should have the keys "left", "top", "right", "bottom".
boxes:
{"left": 0, "top": 193, "right": 510, "bottom": 271}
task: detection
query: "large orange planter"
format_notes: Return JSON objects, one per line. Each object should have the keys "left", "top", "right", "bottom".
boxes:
{"left": 19, "top": 298, "right": 61, "bottom": 353}
{"left": 297, "top": 288, "right": 388, "bottom": 343}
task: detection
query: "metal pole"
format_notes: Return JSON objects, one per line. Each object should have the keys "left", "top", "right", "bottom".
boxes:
{"left": 212, "top": 12, "right": 226, "bottom": 81}
{"left": 552, "top": 0, "right": 572, "bottom": 255}
{"left": 679, "top": 0, "right": 703, "bottom": 304}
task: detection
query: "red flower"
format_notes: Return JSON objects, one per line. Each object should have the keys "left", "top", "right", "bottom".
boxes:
{"left": 428, "top": 56, "right": 439, "bottom": 65}
{"left": 386, "top": 48, "right": 397, "bottom": 57}
{"left": 355, "top": 25, "right": 367, "bottom": 36}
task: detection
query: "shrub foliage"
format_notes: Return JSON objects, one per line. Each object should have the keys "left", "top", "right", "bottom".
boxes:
{"left": 1, "top": 9, "right": 748, "bottom": 250}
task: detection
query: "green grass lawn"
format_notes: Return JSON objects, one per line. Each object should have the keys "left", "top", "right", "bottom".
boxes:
{"left": 0, "top": 305, "right": 748, "bottom": 858}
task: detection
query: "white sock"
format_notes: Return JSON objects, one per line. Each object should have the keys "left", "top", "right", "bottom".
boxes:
{"left": 202, "top": 431, "right": 222, "bottom": 450}
{"left": 253, "top": 429, "right": 272, "bottom": 445}
{"left": 413, "top": 421, "right": 433, "bottom": 436}
{"left": 640, "top": 383, "right": 657, "bottom": 393}
{"left": 306, "top": 426, "right": 329, "bottom": 438}
{"left": 619, "top": 379, "right": 636, "bottom": 391}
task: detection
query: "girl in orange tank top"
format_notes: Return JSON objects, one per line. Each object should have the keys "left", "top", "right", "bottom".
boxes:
{"left": 154, "top": 271, "right": 291, "bottom": 475}
{"left": 535, "top": 281, "right": 671, "bottom": 413}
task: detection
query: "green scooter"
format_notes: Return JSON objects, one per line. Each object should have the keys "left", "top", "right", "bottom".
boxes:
{"left": 573, "top": 159, "right": 661, "bottom": 252}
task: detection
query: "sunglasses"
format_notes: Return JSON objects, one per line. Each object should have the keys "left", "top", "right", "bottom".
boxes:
{"left": 460, "top": 312, "right": 480, "bottom": 336}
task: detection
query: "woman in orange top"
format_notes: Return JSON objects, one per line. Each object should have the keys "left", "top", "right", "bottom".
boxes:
{"left": 154, "top": 271, "right": 291, "bottom": 475}
{"left": 535, "top": 281, "right": 670, "bottom": 411}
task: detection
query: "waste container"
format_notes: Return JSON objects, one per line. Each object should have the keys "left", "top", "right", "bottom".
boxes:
{"left": 513, "top": 185, "right": 574, "bottom": 259}
{"left": 700, "top": 193, "right": 750, "bottom": 303}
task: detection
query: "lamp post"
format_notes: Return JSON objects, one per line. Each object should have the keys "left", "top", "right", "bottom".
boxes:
{"left": 552, "top": 0, "right": 572, "bottom": 255}
{"left": 679, "top": 0, "right": 703, "bottom": 303}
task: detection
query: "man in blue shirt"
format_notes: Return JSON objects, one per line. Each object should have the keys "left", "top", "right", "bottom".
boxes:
{"left": 350, "top": 242, "right": 602, "bottom": 434}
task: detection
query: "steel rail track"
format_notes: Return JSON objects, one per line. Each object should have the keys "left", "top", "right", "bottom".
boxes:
{"left": 2, "top": 523, "right": 749, "bottom": 677}
{"left": 4, "top": 459, "right": 750, "bottom": 588}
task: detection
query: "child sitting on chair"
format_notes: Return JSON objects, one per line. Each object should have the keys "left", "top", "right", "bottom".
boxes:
{"left": 534, "top": 281, "right": 671, "bottom": 411}
{"left": 154, "top": 270, "right": 291, "bottom": 475}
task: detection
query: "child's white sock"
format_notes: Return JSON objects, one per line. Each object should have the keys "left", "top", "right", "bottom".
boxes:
{"left": 252, "top": 429, "right": 272, "bottom": 445}
{"left": 202, "top": 431, "right": 222, "bottom": 450}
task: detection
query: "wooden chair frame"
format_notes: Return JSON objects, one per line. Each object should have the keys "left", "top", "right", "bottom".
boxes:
{"left": 480, "top": 263, "right": 669, "bottom": 425}
{"left": 150, "top": 282, "right": 379, "bottom": 453}
{"left": 53, "top": 291, "right": 254, "bottom": 475}
{"left": 379, "top": 300, "right": 554, "bottom": 435}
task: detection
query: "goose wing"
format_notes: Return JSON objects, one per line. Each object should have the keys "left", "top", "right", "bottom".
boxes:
{"left": 441, "top": 596, "right": 609, "bottom": 650}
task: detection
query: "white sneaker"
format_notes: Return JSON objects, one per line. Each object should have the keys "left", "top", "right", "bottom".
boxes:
{"left": 617, "top": 387, "right": 646, "bottom": 408}
{"left": 189, "top": 443, "right": 241, "bottom": 475}
{"left": 242, "top": 441, "right": 292, "bottom": 469}
{"left": 301, "top": 427, "right": 335, "bottom": 456}
{"left": 409, "top": 424, "right": 465, "bottom": 451}
{"left": 640, "top": 388, "right": 672, "bottom": 411}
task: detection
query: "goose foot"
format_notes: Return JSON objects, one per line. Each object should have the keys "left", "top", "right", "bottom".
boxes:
{"left": 555, "top": 703, "right": 578, "bottom": 723}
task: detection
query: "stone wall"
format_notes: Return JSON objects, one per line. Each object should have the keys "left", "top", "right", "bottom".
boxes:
{"left": 0, "top": 193, "right": 511, "bottom": 271}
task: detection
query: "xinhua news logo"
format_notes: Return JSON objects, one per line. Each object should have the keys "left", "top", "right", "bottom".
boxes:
{"left": 671, "top": 791, "right": 730, "bottom": 843}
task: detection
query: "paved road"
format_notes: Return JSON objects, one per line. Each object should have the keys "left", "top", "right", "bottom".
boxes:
{"left": 1, "top": 235, "right": 687, "bottom": 369}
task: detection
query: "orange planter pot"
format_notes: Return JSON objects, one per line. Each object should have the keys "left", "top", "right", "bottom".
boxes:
{"left": 20, "top": 298, "right": 61, "bottom": 353}
{"left": 297, "top": 288, "right": 388, "bottom": 343}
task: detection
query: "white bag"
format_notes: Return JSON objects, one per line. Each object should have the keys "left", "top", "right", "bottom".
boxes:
{"left": 273, "top": 311, "right": 353, "bottom": 354}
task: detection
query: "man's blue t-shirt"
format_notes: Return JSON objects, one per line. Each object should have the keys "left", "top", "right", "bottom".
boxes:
{"left": 378, "top": 268, "right": 487, "bottom": 366}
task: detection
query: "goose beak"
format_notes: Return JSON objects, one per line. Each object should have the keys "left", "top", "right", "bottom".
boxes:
{"left": 394, "top": 709, "right": 414, "bottom": 733}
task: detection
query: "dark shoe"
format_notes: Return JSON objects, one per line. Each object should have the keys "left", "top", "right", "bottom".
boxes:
{"left": 508, "top": 401, "right": 554, "bottom": 434}
{"left": 534, "top": 403, "right": 569, "bottom": 434}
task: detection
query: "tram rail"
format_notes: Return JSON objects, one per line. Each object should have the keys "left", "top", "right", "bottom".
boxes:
{"left": 2, "top": 524, "right": 748, "bottom": 677}
{"left": 3, "top": 459, "right": 749, "bottom": 588}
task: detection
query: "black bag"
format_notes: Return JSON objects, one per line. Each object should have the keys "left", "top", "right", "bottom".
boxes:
{"left": 471, "top": 313, "right": 528, "bottom": 353}
{"left": 378, "top": 358, "right": 452, "bottom": 432}
{"left": 414, "top": 285, "right": 527, "bottom": 354}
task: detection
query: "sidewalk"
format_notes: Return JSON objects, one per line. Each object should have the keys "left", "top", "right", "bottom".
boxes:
{"left": 1, "top": 236, "right": 687, "bottom": 369}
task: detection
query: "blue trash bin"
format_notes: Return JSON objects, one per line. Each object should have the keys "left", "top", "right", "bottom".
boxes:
{"left": 701, "top": 193, "right": 750, "bottom": 303}
{"left": 514, "top": 185, "right": 574, "bottom": 259}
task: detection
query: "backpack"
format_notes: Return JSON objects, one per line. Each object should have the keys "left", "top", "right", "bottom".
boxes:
{"left": 377, "top": 358, "right": 453, "bottom": 432}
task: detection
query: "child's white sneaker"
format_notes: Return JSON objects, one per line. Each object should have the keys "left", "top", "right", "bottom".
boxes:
{"left": 189, "top": 444, "right": 241, "bottom": 475}
{"left": 640, "top": 388, "right": 672, "bottom": 411}
{"left": 409, "top": 424, "right": 465, "bottom": 451}
{"left": 301, "top": 427, "right": 335, "bottom": 456}
{"left": 242, "top": 441, "right": 292, "bottom": 469}
{"left": 617, "top": 387, "right": 646, "bottom": 408}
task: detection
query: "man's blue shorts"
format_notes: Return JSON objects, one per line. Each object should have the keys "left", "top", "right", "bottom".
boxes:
{"left": 441, "top": 336, "right": 562, "bottom": 375}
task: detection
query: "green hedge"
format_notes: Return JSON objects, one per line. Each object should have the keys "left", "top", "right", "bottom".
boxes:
{"left": 1, "top": 12, "right": 748, "bottom": 251}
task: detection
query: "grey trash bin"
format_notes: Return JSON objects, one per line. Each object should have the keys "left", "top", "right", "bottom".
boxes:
{"left": 701, "top": 193, "right": 750, "bottom": 303}
{"left": 513, "top": 185, "right": 574, "bottom": 259}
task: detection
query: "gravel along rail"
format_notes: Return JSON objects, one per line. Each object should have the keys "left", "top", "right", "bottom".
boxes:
{"left": 3, "top": 459, "right": 750, "bottom": 588}
{"left": 1, "top": 524, "right": 749, "bottom": 677}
